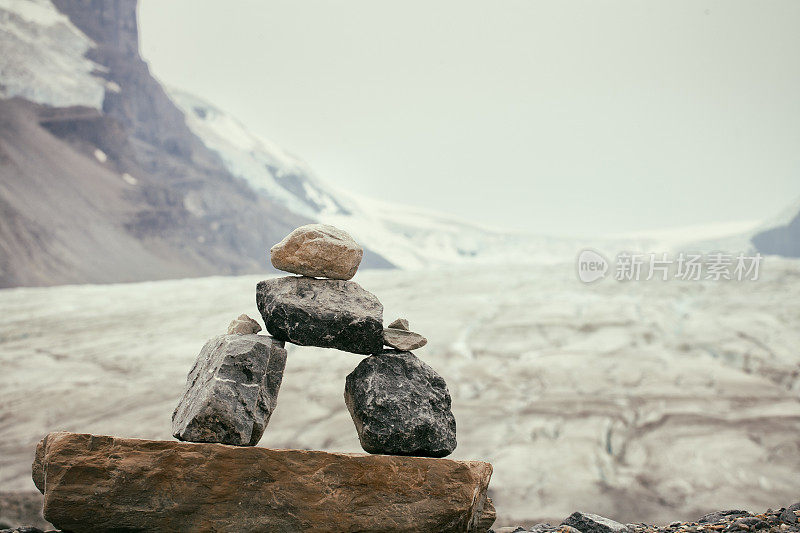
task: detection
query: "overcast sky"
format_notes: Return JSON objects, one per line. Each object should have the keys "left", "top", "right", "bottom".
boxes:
{"left": 139, "top": 1, "right": 800, "bottom": 237}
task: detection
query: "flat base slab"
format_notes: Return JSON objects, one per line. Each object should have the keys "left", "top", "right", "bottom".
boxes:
{"left": 33, "top": 432, "right": 494, "bottom": 533}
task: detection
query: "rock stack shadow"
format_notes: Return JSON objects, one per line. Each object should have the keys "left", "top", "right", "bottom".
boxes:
{"left": 31, "top": 224, "right": 496, "bottom": 533}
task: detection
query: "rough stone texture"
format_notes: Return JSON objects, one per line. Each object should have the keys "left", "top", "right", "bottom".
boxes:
{"left": 476, "top": 498, "right": 496, "bottom": 532}
{"left": 781, "top": 504, "right": 800, "bottom": 525}
{"left": 345, "top": 350, "right": 456, "bottom": 457}
{"left": 226, "top": 313, "right": 261, "bottom": 335}
{"left": 562, "top": 512, "right": 630, "bottom": 533}
{"left": 32, "top": 432, "right": 493, "bottom": 533}
{"left": 270, "top": 224, "right": 363, "bottom": 280}
{"left": 257, "top": 276, "right": 383, "bottom": 355}
{"left": 171, "top": 334, "right": 286, "bottom": 446}
{"left": 383, "top": 327, "right": 427, "bottom": 350}
{"left": 387, "top": 318, "right": 409, "bottom": 330}
{"left": 698, "top": 511, "right": 751, "bottom": 524}
{"left": 492, "top": 526, "right": 581, "bottom": 533}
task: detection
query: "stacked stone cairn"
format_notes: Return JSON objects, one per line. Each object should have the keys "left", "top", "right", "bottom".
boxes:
{"left": 31, "top": 224, "right": 495, "bottom": 533}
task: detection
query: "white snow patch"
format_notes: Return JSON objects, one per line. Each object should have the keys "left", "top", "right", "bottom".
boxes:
{"left": 0, "top": 0, "right": 105, "bottom": 108}
{"left": 121, "top": 173, "right": 138, "bottom": 185}
{"left": 168, "top": 89, "right": 341, "bottom": 219}
{"left": 93, "top": 148, "right": 107, "bottom": 163}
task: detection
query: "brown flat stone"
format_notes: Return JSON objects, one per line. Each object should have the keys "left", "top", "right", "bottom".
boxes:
{"left": 33, "top": 432, "right": 494, "bottom": 533}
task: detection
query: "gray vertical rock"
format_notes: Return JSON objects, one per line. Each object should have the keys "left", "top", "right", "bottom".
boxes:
{"left": 344, "top": 350, "right": 457, "bottom": 457}
{"left": 171, "top": 334, "right": 287, "bottom": 446}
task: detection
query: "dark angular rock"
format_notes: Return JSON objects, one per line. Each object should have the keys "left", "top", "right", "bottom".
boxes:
{"left": 527, "top": 525, "right": 556, "bottom": 533}
{"left": 781, "top": 503, "right": 800, "bottom": 524}
{"left": 726, "top": 517, "right": 768, "bottom": 531}
{"left": 171, "top": 334, "right": 287, "bottom": 446}
{"left": 256, "top": 276, "right": 383, "bottom": 355}
{"left": 699, "top": 511, "right": 752, "bottom": 524}
{"left": 562, "top": 512, "right": 630, "bottom": 533}
{"left": 344, "top": 350, "right": 457, "bottom": 457}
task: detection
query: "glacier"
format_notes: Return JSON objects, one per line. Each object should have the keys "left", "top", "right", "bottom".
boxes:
{"left": 1, "top": 261, "right": 798, "bottom": 526}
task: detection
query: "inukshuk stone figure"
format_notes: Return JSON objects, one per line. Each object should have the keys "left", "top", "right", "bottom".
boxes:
{"left": 172, "top": 223, "right": 456, "bottom": 457}
{"left": 38, "top": 224, "right": 492, "bottom": 532}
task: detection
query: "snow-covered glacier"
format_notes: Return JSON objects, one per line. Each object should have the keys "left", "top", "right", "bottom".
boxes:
{"left": 1, "top": 261, "right": 798, "bottom": 526}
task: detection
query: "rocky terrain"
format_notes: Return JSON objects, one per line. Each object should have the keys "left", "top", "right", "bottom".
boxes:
{"left": 0, "top": 0, "right": 392, "bottom": 288}
{"left": 1, "top": 259, "right": 799, "bottom": 528}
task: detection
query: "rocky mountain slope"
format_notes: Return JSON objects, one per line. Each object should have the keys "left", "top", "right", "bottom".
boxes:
{"left": 0, "top": 0, "right": 392, "bottom": 288}
{"left": 169, "top": 88, "right": 577, "bottom": 269}
{"left": 0, "top": 0, "right": 642, "bottom": 287}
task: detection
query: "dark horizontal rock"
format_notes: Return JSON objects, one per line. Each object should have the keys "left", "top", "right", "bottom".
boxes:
{"left": 0, "top": 524, "right": 51, "bottom": 533}
{"left": 345, "top": 350, "right": 456, "bottom": 457}
{"left": 698, "top": 511, "right": 751, "bottom": 524}
{"left": 256, "top": 276, "right": 383, "bottom": 355}
{"left": 33, "top": 432, "right": 494, "bottom": 533}
{"left": 562, "top": 512, "right": 630, "bottom": 533}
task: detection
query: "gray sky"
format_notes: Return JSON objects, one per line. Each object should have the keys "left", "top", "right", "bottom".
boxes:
{"left": 139, "top": 0, "right": 800, "bottom": 236}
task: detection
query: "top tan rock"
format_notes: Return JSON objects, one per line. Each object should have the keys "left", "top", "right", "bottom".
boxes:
{"left": 33, "top": 431, "right": 494, "bottom": 533}
{"left": 270, "top": 224, "right": 363, "bottom": 280}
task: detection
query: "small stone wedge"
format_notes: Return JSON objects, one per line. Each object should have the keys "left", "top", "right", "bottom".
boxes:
{"left": 387, "top": 318, "right": 409, "bottom": 330}
{"left": 171, "top": 334, "right": 286, "bottom": 446}
{"left": 383, "top": 327, "right": 427, "bottom": 350}
{"left": 257, "top": 276, "right": 383, "bottom": 355}
{"left": 227, "top": 313, "right": 261, "bottom": 335}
